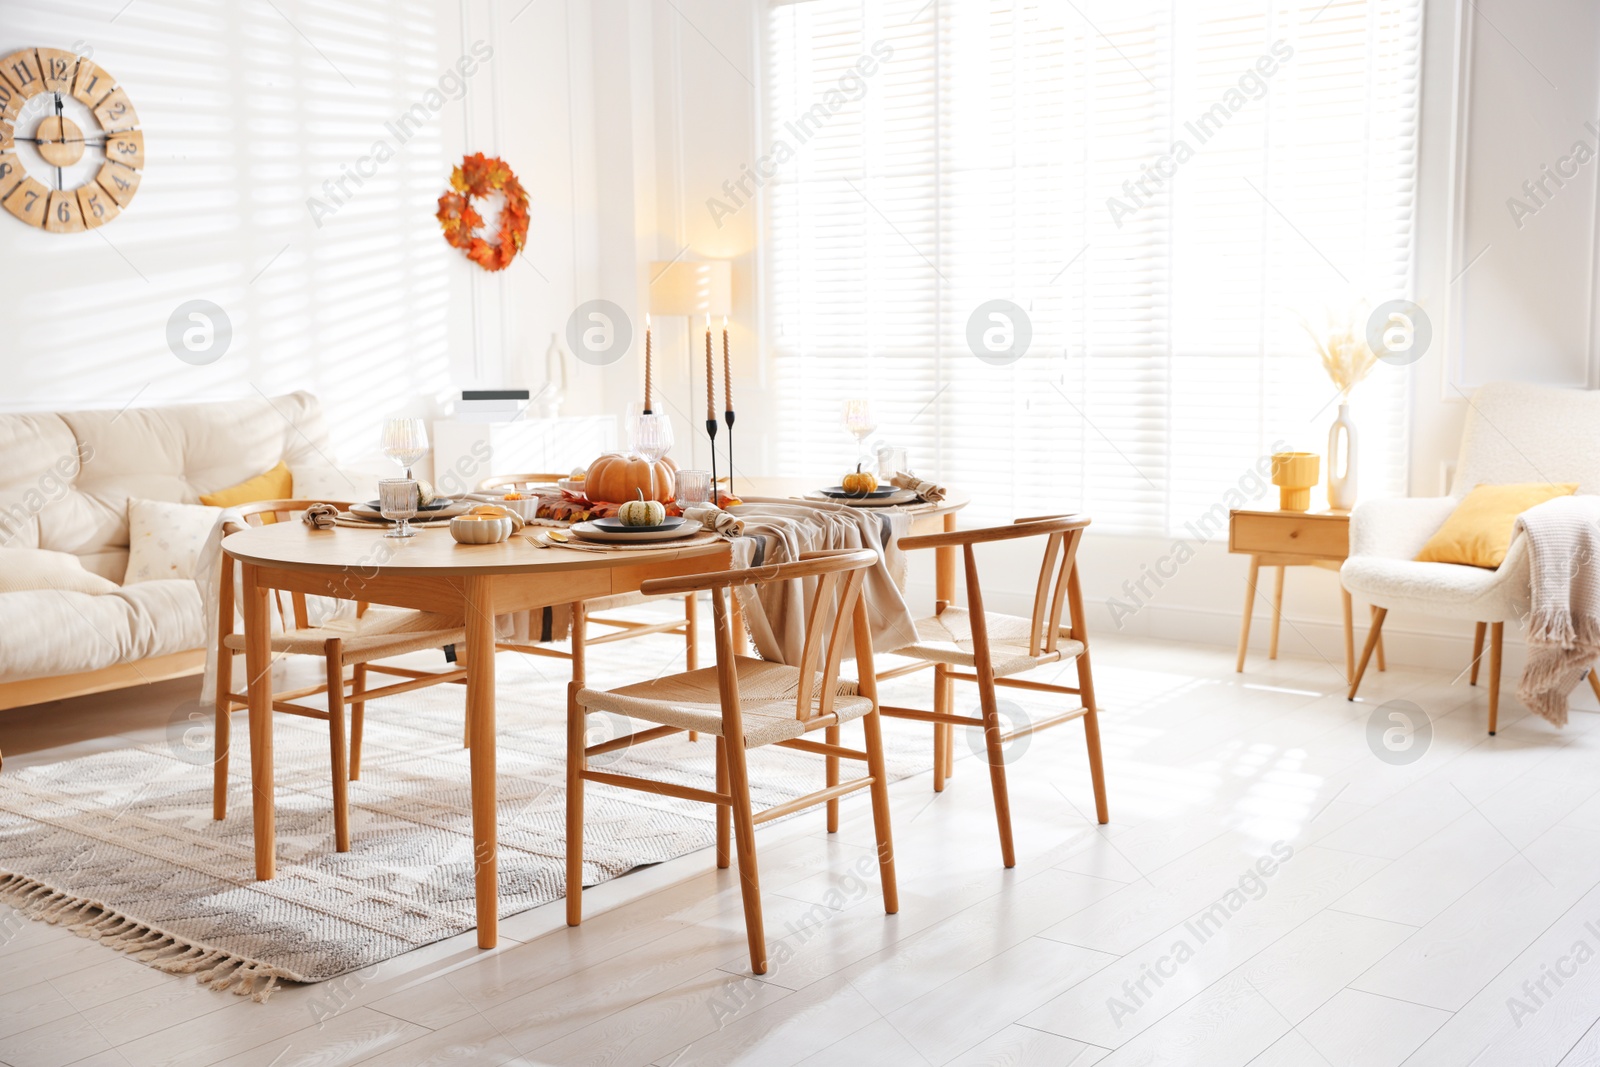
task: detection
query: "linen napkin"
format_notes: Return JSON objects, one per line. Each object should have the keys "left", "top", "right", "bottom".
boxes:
{"left": 302, "top": 503, "right": 339, "bottom": 529}
{"left": 684, "top": 503, "right": 746, "bottom": 537}
{"left": 890, "top": 471, "right": 947, "bottom": 503}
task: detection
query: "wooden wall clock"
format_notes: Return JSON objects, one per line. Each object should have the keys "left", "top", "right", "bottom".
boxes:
{"left": 0, "top": 48, "right": 143, "bottom": 233}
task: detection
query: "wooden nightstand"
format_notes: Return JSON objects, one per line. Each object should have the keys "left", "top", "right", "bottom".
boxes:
{"left": 1228, "top": 508, "right": 1384, "bottom": 678}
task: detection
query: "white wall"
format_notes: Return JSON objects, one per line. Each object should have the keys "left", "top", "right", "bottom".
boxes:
{"left": 10, "top": 0, "right": 1596, "bottom": 673}
{"left": 600, "top": 0, "right": 1600, "bottom": 676}
{"left": 0, "top": 0, "right": 597, "bottom": 471}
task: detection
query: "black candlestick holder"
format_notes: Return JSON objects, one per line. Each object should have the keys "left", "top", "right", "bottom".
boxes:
{"left": 723, "top": 410, "right": 736, "bottom": 499}
{"left": 706, "top": 418, "right": 720, "bottom": 503}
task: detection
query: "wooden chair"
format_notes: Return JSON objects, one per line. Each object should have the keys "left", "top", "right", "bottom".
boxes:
{"left": 477, "top": 472, "right": 701, "bottom": 674}
{"left": 878, "top": 515, "right": 1107, "bottom": 867}
{"left": 213, "top": 499, "right": 468, "bottom": 851}
{"left": 566, "top": 548, "right": 898, "bottom": 975}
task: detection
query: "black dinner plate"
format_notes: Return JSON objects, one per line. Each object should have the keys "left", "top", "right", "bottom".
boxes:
{"left": 819, "top": 485, "right": 897, "bottom": 499}
{"left": 364, "top": 498, "right": 455, "bottom": 512}
{"left": 590, "top": 516, "right": 688, "bottom": 534}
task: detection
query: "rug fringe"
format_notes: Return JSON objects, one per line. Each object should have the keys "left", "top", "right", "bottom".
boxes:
{"left": 0, "top": 869, "right": 298, "bottom": 1001}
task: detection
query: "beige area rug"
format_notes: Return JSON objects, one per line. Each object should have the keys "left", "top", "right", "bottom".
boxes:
{"left": 0, "top": 651, "right": 929, "bottom": 1000}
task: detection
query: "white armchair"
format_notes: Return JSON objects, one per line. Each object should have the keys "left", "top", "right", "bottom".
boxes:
{"left": 1342, "top": 382, "right": 1600, "bottom": 733}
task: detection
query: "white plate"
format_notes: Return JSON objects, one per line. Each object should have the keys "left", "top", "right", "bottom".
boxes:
{"left": 570, "top": 520, "right": 702, "bottom": 543}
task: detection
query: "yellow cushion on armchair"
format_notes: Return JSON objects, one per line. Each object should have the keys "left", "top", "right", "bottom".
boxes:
{"left": 1414, "top": 482, "right": 1579, "bottom": 568}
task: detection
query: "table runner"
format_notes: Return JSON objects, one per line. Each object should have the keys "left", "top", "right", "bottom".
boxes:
{"left": 725, "top": 498, "right": 918, "bottom": 666}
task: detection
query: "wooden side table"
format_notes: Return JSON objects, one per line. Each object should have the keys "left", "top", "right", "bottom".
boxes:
{"left": 1227, "top": 509, "right": 1384, "bottom": 679}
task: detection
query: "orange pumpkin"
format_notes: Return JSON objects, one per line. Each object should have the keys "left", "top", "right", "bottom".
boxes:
{"left": 585, "top": 452, "right": 678, "bottom": 504}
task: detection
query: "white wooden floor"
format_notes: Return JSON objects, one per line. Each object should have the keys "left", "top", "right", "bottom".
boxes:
{"left": 4, "top": 630, "right": 1600, "bottom": 1067}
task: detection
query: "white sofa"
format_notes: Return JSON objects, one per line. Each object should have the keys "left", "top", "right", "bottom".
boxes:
{"left": 0, "top": 392, "right": 340, "bottom": 709}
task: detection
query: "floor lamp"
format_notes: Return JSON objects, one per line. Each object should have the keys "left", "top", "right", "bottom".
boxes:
{"left": 647, "top": 259, "right": 733, "bottom": 495}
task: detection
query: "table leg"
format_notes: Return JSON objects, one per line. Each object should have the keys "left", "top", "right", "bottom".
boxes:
{"left": 243, "top": 562, "right": 275, "bottom": 880}
{"left": 1268, "top": 566, "right": 1285, "bottom": 660}
{"left": 1341, "top": 587, "right": 1354, "bottom": 683}
{"left": 464, "top": 575, "right": 498, "bottom": 949}
{"left": 1235, "top": 556, "right": 1260, "bottom": 673}
{"left": 936, "top": 514, "right": 959, "bottom": 774}
{"left": 936, "top": 514, "right": 957, "bottom": 615}
{"left": 730, "top": 591, "right": 749, "bottom": 655}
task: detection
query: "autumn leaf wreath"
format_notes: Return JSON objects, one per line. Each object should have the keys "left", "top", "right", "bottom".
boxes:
{"left": 436, "top": 153, "right": 529, "bottom": 272}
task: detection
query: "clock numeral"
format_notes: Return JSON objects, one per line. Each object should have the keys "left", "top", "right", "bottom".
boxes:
{"left": 71, "top": 60, "right": 111, "bottom": 108}
{"left": 2, "top": 176, "right": 50, "bottom": 228}
{"left": 35, "top": 48, "right": 77, "bottom": 94}
{"left": 96, "top": 161, "right": 140, "bottom": 207}
{"left": 0, "top": 152, "right": 19, "bottom": 197}
{"left": 105, "top": 130, "right": 145, "bottom": 170}
{"left": 76, "top": 183, "right": 119, "bottom": 229}
{"left": 0, "top": 80, "right": 16, "bottom": 122}
{"left": 0, "top": 51, "right": 43, "bottom": 99}
{"left": 0, "top": 122, "right": 12, "bottom": 152}
{"left": 44, "top": 189, "right": 85, "bottom": 234}
{"left": 93, "top": 87, "right": 138, "bottom": 132}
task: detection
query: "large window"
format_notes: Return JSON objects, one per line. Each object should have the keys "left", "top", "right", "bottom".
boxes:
{"left": 763, "top": 0, "right": 1421, "bottom": 532}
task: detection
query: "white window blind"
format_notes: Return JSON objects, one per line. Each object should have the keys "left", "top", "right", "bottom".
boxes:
{"left": 764, "top": 0, "right": 1420, "bottom": 533}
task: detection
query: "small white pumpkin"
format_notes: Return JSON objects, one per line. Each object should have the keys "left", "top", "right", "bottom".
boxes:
{"left": 618, "top": 489, "right": 666, "bottom": 527}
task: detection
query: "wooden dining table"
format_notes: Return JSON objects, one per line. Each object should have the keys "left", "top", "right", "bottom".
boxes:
{"left": 220, "top": 479, "right": 967, "bottom": 949}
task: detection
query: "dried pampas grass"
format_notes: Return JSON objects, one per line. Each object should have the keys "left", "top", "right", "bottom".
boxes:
{"left": 1300, "top": 308, "right": 1378, "bottom": 397}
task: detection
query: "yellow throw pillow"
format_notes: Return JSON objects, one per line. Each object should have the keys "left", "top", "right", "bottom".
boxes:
{"left": 200, "top": 461, "right": 293, "bottom": 522}
{"left": 1415, "top": 482, "right": 1580, "bottom": 568}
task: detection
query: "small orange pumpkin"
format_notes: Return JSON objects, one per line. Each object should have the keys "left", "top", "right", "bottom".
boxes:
{"left": 841, "top": 466, "right": 878, "bottom": 495}
{"left": 585, "top": 452, "right": 678, "bottom": 504}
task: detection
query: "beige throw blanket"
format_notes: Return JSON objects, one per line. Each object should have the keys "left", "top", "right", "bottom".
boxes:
{"left": 1514, "top": 494, "right": 1600, "bottom": 726}
{"left": 726, "top": 498, "right": 918, "bottom": 666}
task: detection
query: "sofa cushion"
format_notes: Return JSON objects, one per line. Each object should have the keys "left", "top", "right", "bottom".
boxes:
{"left": 0, "top": 580, "right": 205, "bottom": 682}
{"left": 0, "top": 549, "right": 121, "bottom": 595}
{"left": 0, "top": 392, "right": 330, "bottom": 584}
{"left": 126, "top": 500, "right": 222, "bottom": 584}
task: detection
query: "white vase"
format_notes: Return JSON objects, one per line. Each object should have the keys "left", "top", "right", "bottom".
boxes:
{"left": 1327, "top": 401, "right": 1358, "bottom": 510}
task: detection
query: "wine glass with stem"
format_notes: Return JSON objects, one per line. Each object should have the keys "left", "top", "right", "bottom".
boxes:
{"left": 381, "top": 418, "right": 429, "bottom": 480}
{"left": 633, "top": 412, "right": 674, "bottom": 462}
{"left": 842, "top": 399, "right": 877, "bottom": 464}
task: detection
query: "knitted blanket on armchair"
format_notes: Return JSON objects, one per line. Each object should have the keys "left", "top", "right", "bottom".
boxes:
{"left": 1514, "top": 494, "right": 1600, "bottom": 726}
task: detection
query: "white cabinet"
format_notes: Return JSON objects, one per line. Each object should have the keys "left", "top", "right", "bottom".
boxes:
{"left": 430, "top": 416, "right": 619, "bottom": 495}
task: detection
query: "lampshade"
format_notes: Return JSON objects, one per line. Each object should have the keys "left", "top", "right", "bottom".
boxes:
{"left": 648, "top": 260, "right": 732, "bottom": 318}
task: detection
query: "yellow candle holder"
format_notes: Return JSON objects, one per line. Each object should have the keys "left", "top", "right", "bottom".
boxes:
{"left": 1271, "top": 452, "right": 1320, "bottom": 512}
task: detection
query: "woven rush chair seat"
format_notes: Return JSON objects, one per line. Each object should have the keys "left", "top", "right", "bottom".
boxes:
{"left": 566, "top": 547, "right": 898, "bottom": 975}
{"left": 578, "top": 656, "right": 870, "bottom": 748}
{"left": 221, "top": 606, "right": 463, "bottom": 664}
{"left": 901, "top": 606, "right": 1085, "bottom": 676}
{"left": 579, "top": 590, "right": 651, "bottom": 613}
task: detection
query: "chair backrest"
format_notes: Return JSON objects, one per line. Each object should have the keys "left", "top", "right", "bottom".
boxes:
{"left": 478, "top": 473, "right": 566, "bottom": 493}
{"left": 642, "top": 548, "right": 879, "bottom": 726}
{"left": 1453, "top": 382, "right": 1600, "bottom": 495}
{"left": 902, "top": 514, "right": 1092, "bottom": 657}
{"left": 226, "top": 499, "right": 355, "bottom": 529}
{"left": 219, "top": 499, "right": 355, "bottom": 632}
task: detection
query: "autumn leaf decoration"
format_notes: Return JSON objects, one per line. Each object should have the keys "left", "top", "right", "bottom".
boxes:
{"left": 436, "top": 152, "right": 530, "bottom": 272}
